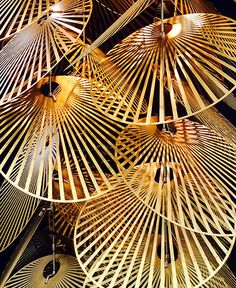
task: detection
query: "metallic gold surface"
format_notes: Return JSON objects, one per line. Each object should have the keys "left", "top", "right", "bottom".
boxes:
{"left": 74, "top": 183, "right": 235, "bottom": 288}
{"left": 0, "top": 76, "right": 123, "bottom": 201}
{"left": 91, "top": 13, "right": 236, "bottom": 124}
{"left": 0, "top": 0, "right": 60, "bottom": 41}
{"left": 0, "top": 0, "right": 92, "bottom": 103}
{"left": 115, "top": 118, "right": 236, "bottom": 235}
{"left": 4, "top": 254, "right": 86, "bottom": 287}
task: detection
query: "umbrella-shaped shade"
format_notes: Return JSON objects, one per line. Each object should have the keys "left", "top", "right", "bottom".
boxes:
{"left": 115, "top": 117, "right": 236, "bottom": 235}
{"left": 74, "top": 183, "right": 235, "bottom": 288}
{"left": 4, "top": 254, "right": 86, "bottom": 287}
{"left": 0, "top": 0, "right": 92, "bottom": 104}
{"left": 0, "top": 0, "right": 61, "bottom": 41}
{"left": 91, "top": 13, "right": 236, "bottom": 124}
{"left": 0, "top": 76, "right": 124, "bottom": 202}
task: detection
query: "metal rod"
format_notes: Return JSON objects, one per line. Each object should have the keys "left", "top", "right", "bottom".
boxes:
{"left": 0, "top": 205, "right": 48, "bottom": 288}
{"left": 45, "top": 203, "right": 56, "bottom": 284}
{"left": 161, "top": 0, "right": 166, "bottom": 127}
{"left": 161, "top": 0, "right": 165, "bottom": 36}
{"left": 164, "top": 223, "right": 169, "bottom": 268}
{"left": 66, "top": 0, "right": 153, "bottom": 70}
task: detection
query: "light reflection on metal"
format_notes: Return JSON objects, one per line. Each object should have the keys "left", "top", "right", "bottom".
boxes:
{"left": 0, "top": 76, "right": 124, "bottom": 202}
{"left": 0, "top": 0, "right": 92, "bottom": 104}
{"left": 74, "top": 183, "right": 235, "bottom": 288}
{"left": 115, "top": 118, "right": 236, "bottom": 235}
{"left": 91, "top": 13, "right": 236, "bottom": 124}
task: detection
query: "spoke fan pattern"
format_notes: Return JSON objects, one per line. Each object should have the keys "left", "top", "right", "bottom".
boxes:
{"left": 0, "top": 76, "right": 124, "bottom": 201}
{"left": 74, "top": 184, "right": 235, "bottom": 288}
{"left": 0, "top": 121, "right": 58, "bottom": 250}
{"left": 170, "top": 0, "right": 218, "bottom": 14}
{"left": 4, "top": 254, "right": 86, "bottom": 287}
{"left": 0, "top": 0, "right": 92, "bottom": 104}
{"left": 91, "top": 13, "right": 236, "bottom": 124}
{"left": 0, "top": 182, "right": 40, "bottom": 252}
{"left": 115, "top": 118, "right": 236, "bottom": 235}
{"left": 0, "top": 0, "right": 60, "bottom": 41}
{"left": 194, "top": 102, "right": 236, "bottom": 146}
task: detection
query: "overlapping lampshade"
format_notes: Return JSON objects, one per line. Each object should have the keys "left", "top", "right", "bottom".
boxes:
{"left": 74, "top": 183, "right": 235, "bottom": 288}
{"left": 114, "top": 117, "right": 236, "bottom": 235}
{"left": 1, "top": 0, "right": 236, "bottom": 286}
{"left": 53, "top": 205, "right": 76, "bottom": 241}
{"left": 54, "top": 201, "right": 84, "bottom": 228}
{"left": 91, "top": 13, "right": 236, "bottom": 124}
{"left": 0, "top": 0, "right": 60, "bottom": 41}
{"left": 169, "top": 79, "right": 236, "bottom": 145}
{"left": 0, "top": 181, "right": 40, "bottom": 252}
{"left": 4, "top": 254, "right": 86, "bottom": 287}
{"left": 0, "top": 0, "right": 92, "bottom": 103}
{"left": 62, "top": 38, "right": 106, "bottom": 77}
{"left": 0, "top": 76, "right": 124, "bottom": 201}
{"left": 0, "top": 119, "right": 58, "bottom": 251}
{"left": 170, "top": 0, "right": 218, "bottom": 14}
{"left": 202, "top": 264, "right": 236, "bottom": 288}
{"left": 194, "top": 101, "right": 236, "bottom": 145}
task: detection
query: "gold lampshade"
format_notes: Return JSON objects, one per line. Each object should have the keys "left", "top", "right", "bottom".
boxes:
{"left": 0, "top": 76, "right": 124, "bottom": 201}
{"left": 0, "top": 182, "right": 40, "bottom": 252}
{"left": 0, "top": 0, "right": 92, "bottom": 104}
{"left": 91, "top": 13, "right": 236, "bottom": 124}
{"left": 0, "top": 0, "right": 60, "bottom": 41}
{"left": 170, "top": 0, "right": 218, "bottom": 14}
{"left": 115, "top": 118, "right": 236, "bottom": 235}
{"left": 4, "top": 254, "right": 86, "bottom": 287}
{"left": 74, "top": 183, "right": 235, "bottom": 288}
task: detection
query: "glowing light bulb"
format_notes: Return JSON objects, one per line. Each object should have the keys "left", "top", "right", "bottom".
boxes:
{"left": 167, "top": 23, "right": 182, "bottom": 38}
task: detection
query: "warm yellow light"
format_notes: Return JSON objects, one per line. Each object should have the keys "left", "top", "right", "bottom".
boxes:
{"left": 167, "top": 23, "right": 182, "bottom": 38}
{"left": 51, "top": 12, "right": 62, "bottom": 18}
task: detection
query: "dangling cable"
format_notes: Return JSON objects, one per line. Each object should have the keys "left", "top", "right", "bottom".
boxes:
{"left": 45, "top": 203, "right": 56, "bottom": 284}
{"left": 49, "top": 71, "right": 56, "bottom": 102}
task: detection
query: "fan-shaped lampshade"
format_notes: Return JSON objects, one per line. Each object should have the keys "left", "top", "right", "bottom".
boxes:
{"left": 54, "top": 201, "right": 84, "bottom": 228}
{"left": 0, "top": 0, "right": 92, "bottom": 104}
{"left": 4, "top": 254, "right": 86, "bottom": 287}
{"left": 74, "top": 183, "right": 235, "bottom": 288}
{"left": 115, "top": 118, "right": 236, "bottom": 235}
{"left": 166, "top": 77, "right": 236, "bottom": 145}
{"left": 91, "top": 13, "right": 236, "bottom": 124}
{"left": 0, "top": 0, "right": 60, "bottom": 41}
{"left": 0, "top": 76, "right": 123, "bottom": 201}
{"left": 170, "top": 0, "right": 218, "bottom": 14}
{"left": 0, "top": 181, "right": 40, "bottom": 252}
{"left": 194, "top": 102, "right": 236, "bottom": 146}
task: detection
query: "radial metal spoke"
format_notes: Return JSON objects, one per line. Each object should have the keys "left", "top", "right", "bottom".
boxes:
{"left": 0, "top": 76, "right": 124, "bottom": 201}
{"left": 4, "top": 254, "right": 86, "bottom": 287}
{"left": 74, "top": 183, "right": 235, "bottom": 288}
{"left": 91, "top": 13, "right": 236, "bottom": 124}
{"left": 115, "top": 118, "right": 236, "bottom": 235}
{"left": 0, "top": 0, "right": 92, "bottom": 103}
